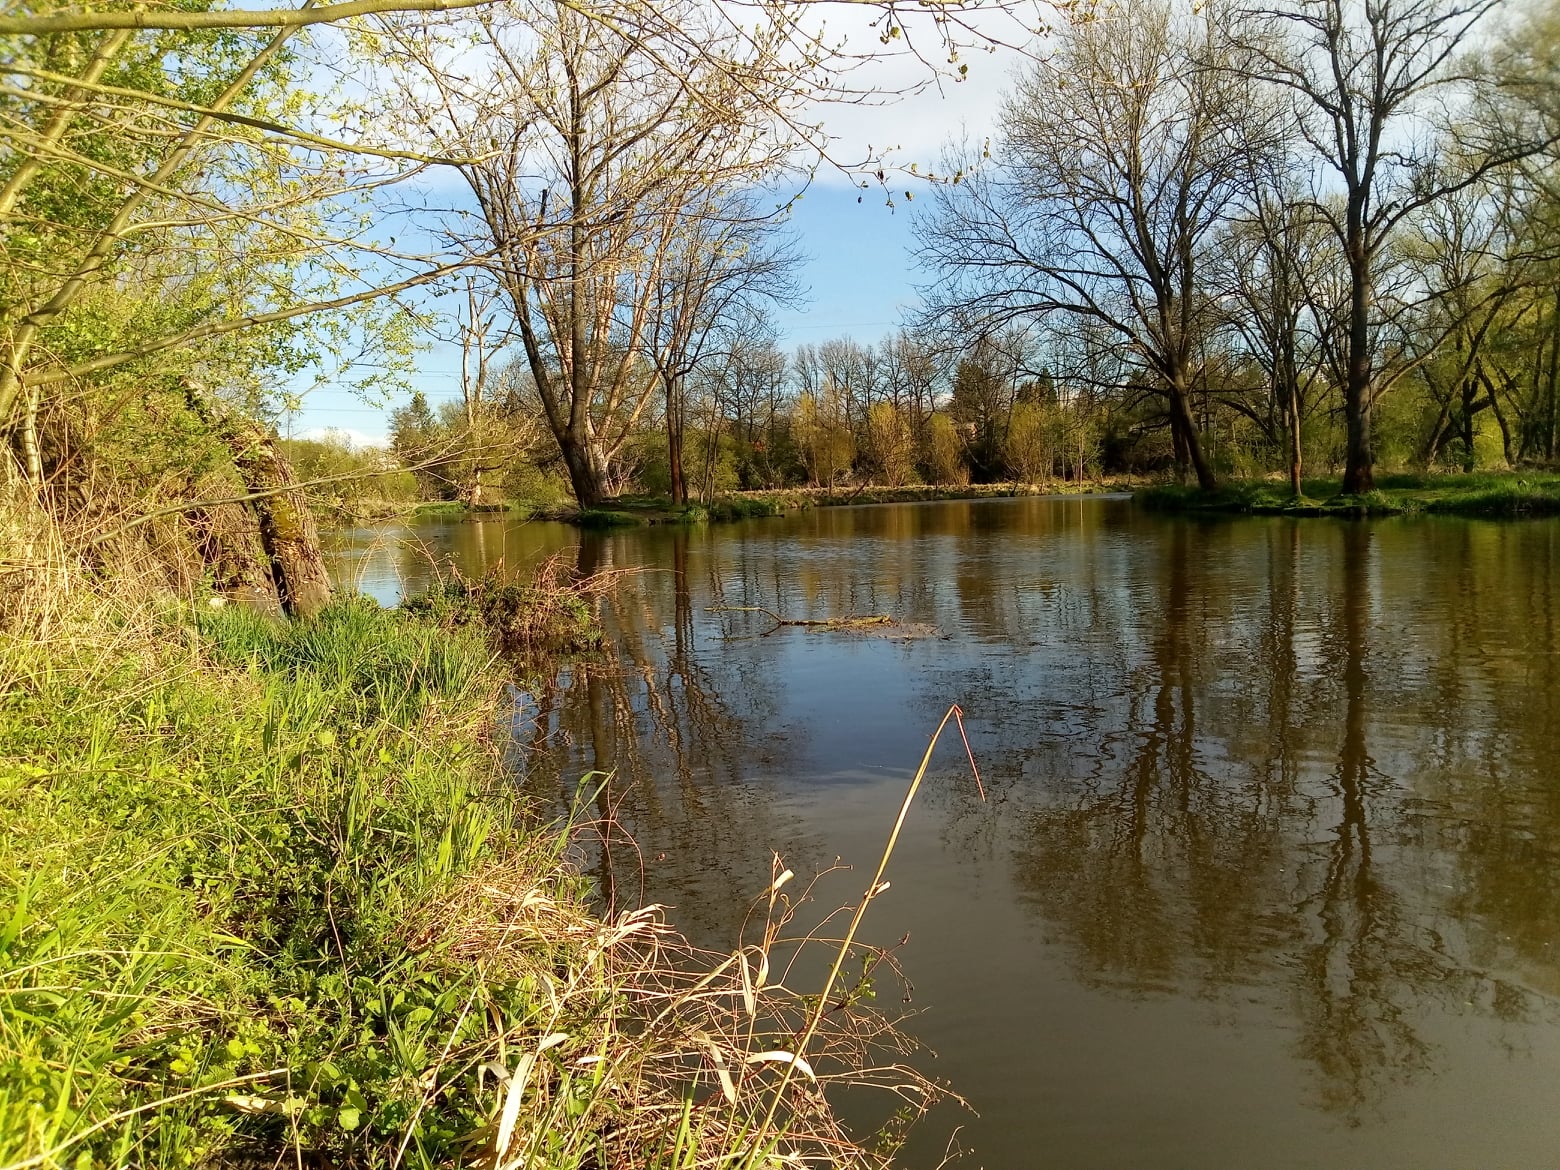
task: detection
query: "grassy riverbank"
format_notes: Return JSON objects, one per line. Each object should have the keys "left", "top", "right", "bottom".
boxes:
{"left": 729, "top": 480, "right": 1134, "bottom": 512}
{"left": 317, "top": 480, "right": 1137, "bottom": 531}
{"left": 1138, "top": 471, "right": 1560, "bottom": 518}
{"left": 0, "top": 589, "right": 939, "bottom": 1168}
{"left": 525, "top": 479, "right": 1139, "bottom": 528}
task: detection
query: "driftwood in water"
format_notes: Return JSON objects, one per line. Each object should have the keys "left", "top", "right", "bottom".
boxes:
{"left": 708, "top": 606, "right": 895, "bottom": 637}
{"left": 184, "top": 381, "right": 332, "bottom": 619}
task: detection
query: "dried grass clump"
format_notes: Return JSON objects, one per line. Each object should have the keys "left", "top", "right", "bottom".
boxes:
{"left": 0, "top": 480, "right": 263, "bottom": 643}
{"left": 403, "top": 706, "right": 982, "bottom": 1170}
{"left": 401, "top": 551, "right": 626, "bottom": 657}
{"left": 0, "top": 490, "right": 190, "bottom": 695}
{"left": 401, "top": 848, "right": 960, "bottom": 1170}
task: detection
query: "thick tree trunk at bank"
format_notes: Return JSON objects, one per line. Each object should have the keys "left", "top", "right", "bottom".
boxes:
{"left": 1287, "top": 383, "right": 1304, "bottom": 498}
{"left": 558, "top": 424, "right": 611, "bottom": 508}
{"left": 1341, "top": 343, "right": 1376, "bottom": 494}
{"left": 185, "top": 382, "right": 332, "bottom": 618}
{"left": 1340, "top": 238, "right": 1376, "bottom": 495}
{"left": 666, "top": 373, "right": 687, "bottom": 506}
{"left": 229, "top": 433, "right": 332, "bottom": 617}
{"left": 1168, "top": 382, "right": 1217, "bottom": 492}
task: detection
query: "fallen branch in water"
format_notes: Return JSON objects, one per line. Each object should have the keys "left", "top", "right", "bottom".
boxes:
{"left": 707, "top": 606, "right": 894, "bottom": 636}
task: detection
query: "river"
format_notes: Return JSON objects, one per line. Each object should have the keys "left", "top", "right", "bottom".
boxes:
{"left": 325, "top": 496, "right": 1560, "bottom": 1170}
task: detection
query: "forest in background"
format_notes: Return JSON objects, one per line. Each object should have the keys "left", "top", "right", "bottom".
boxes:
{"left": 2, "top": 0, "right": 1560, "bottom": 1165}
{"left": 341, "top": 0, "right": 1560, "bottom": 515}
{"left": 3, "top": 0, "right": 1558, "bottom": 610}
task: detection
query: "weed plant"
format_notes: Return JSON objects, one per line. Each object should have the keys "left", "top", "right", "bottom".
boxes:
{"left": 2, "top": 552, "right": 956, "bottom": 1168}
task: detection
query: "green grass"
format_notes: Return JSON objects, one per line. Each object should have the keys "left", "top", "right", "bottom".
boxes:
{"left": 0, "top": 590, "right": 948, "bottom": 1170}
{"left": 549, "top": 482, "right": 1134, "bottom": 528}
{"left": 407, "top": 501, "right": 531, "bottom": 519}
{"left": 570, "top": 496, "right": 711, "bottom": 526}
{"left": 704, "top": 497, "right": 786, "bottom": 521}
{"left": 0, "top": 599, "right": 546, "bottom": 1168}
{"left": 409, "top": 500, "right": 470, "bottom": 517}
{"left": 729, "top": 481, "right": 1134, "bottom": 514}
{"left": 574, "top": 506, "right": 654, "bottom": 527}
{"left": 1136, "top": 471, "right": 1560, "bottom": 518}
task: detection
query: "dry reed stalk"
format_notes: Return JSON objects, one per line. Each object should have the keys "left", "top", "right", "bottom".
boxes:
{"left": 400, "top": 820, "right": 968, "bottom": 1170}
{"left": 0, "top": 490, "right": 193, "bottom": 700}
{"left": 740, "top": 704, "right": 983, "bottom": 1169}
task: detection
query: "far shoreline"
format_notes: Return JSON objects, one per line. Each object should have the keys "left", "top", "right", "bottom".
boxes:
{"left": 319, "top": 470, "right": 1560, "bottom": 530}
{"left": 1137, "top": 471, "right": 1560, "bottom": 520}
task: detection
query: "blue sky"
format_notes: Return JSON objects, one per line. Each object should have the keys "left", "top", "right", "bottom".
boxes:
{"left": 290, "top": 12, "right": 1027, "bottom": 444}
{"left": 286, "top": 185, "right": 927, "bottom": 443}
{"left": 772, "top": 186, "right": 926, "bottom": 345}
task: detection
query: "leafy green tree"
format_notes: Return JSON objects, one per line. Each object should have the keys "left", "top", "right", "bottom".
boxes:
{"left": 1005, "top": 400, "right": 1056, "bottom": 484}
{"left": 794, "top": 385, "right": 855, "bottom": 489}
{"left": 1230, "top": 0, "right": 1535, "bottom": 492}
{"left": 923, "top": 411, "right": 970, "bottom": 485}
{"left": 389, "top": 391, "right": 459, "bottom": 499}
{"left": 861, "top": 401, "right": 917, "bottom": 485}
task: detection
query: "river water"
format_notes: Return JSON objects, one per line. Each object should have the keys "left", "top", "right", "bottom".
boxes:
{"left": 326, "top": 497, "right": 1560, "bottom": 1169}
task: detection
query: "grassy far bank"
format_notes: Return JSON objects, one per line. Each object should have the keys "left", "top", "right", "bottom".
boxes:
{"left": 523, "top": 479, "right": 1143, "bottom": 528}
{"left": 0, "top": 590, "right": 943, "bottom": 1169}
{"left": 319, "top": 480, "right": 1142, "bottom": 530}
{"left": 1137, "top": 470, "right": 1560, "bottom": 519}
{"left": 319, "top": 471, "right": 1560, "bottom": 531}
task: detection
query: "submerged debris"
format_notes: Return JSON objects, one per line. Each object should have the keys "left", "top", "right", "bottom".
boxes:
{"left": 708, "top": 606, "right": 944, "bottom": 639}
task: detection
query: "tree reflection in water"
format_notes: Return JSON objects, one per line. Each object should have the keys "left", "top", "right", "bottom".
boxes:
{"left": 509, "top": 531, "right": 817, "bottom": 943}
{"left": 331, "top": 501, "right": 1560, "bottom": 1152}
{"left": 1008, "top": 518, "right": 1555, "bottom": 1121}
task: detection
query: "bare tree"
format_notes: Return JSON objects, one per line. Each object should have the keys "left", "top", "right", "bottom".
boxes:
{"left": 1228, "top": 0, "right": 1533, "bottom": 492}
{"left": 918, "top": 0, "right": 1263, "bottom": 489}
{"left": 878, "top": 327, "right": 947, "bottom": 442}
{"left": 1215, "top": 166, "right": 1338, "bottom": 494}
{"left": 705, "top": 337, "right": 794, "bottom": 487}
{"left": 641, "top": 192, "right": 801, "bottom": 504}
{"left": 381, "top": 0, "right": 808, "bottom": 505}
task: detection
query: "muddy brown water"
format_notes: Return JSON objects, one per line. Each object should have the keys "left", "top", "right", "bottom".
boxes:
{"left": 327, "top": 497, "right": 1560, "bottom": 1169}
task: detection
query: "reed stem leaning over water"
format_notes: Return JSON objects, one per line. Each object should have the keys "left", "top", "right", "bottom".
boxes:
{"left": 740, "top": 705, "right": 984, "bottom": 1169}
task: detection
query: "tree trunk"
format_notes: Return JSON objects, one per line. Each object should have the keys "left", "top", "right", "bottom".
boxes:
{"left": 1340, "top": 247, "right": 1375, "bottom": 494}
{"left": 558, "top": 421, "right": 611, "bottom": 507}
{"left": 1460, "top": 375, "right": 1478, "bottom": 474}
{"left": 666, "top": 372, "right": 687, "bottom": 506}
{"left": 1286, "top": 378, "right": 1303, "bottom": 498}
{"left": 20, "top": 383, "right": 42, "bottom": 485}
{"left": 1168, "top": 380, "right": 1217, "bottom": 491}
{"left": 699, "top": 396, "right": 721, "bottom": 503}
{"left": 184, "top": 381, "right": 332, "bottom": 618}
{"left": 1548, "top": 290, "right": 1560, "bottom": 462}
{"left": 230, "top": 436, "right": 333, "bottom": 618}
{"left": 1480, "top": 364, "right": 1513, "bottom": 468}
{"left": 1170, "top": 410, "right": 1189, "bottom": 484}
{"left": 1341, "top": 376, "right": 1374, "bottom": 493}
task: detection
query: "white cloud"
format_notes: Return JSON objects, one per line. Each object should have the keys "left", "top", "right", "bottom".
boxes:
{"left": 297, "top": 426, "right": 390, "bottom": 449}
{"left": 797, "top": 3, "right": 1039, "bottom": 185}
